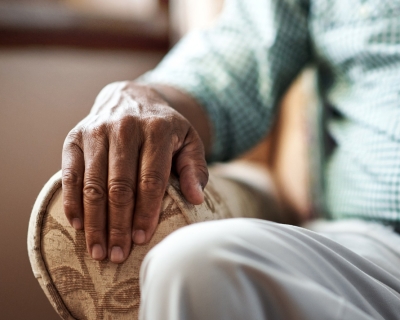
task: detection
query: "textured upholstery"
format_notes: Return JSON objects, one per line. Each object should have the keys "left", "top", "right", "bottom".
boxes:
{"left": 28, "top": 169, "right": 273, "bottom": 320}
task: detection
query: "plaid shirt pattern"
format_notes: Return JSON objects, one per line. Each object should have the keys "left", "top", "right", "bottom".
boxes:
{"left": 140, "top": 0, "right": 400, "bottom": 227}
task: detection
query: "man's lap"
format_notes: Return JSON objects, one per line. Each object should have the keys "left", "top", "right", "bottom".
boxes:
{"left": 305, "top": 219, "right": 400, "bottom": 279}
{"left": 140, "top": 218, "right": 400, "bottom": 320}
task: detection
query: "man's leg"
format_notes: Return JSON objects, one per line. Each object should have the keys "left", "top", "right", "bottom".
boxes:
{"left": 139, "top": 219, "right": 400, "bottom": 320}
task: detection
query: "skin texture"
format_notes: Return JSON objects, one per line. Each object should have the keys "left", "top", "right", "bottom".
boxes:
{"left": 62, "top": 81, "right": 211, "bottom": 263}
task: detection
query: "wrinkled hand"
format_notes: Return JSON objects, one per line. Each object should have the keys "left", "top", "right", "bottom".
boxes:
{"left": 62, "top": 82, "right": 208, "bottom": 263}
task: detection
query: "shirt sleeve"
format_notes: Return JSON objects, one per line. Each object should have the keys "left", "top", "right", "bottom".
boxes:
{"left": 139, "top": 0, "right": 311, "bottom": 162}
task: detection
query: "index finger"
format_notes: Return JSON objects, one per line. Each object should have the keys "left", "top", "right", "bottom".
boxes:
{"left": 62, "top": 132, "right": 84, "bottom": 231}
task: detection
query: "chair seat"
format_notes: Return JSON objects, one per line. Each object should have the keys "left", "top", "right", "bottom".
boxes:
{"left": 28, "top": 169, "right": 272, "bottom": 320}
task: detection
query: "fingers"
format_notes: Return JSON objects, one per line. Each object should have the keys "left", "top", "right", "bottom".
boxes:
{"left": 62, "top": 130, "right": 84, "bottom": 231}
{"left": 175, "top": 127, "right": 209, "bottom": 205}
{"left": 132, "top": 121, "right": 208, "bottom": 246}
{"left": 107, "top": 120, "right": 137, "bottom": 263}
{"left": 62, "top": 86, "right": 209, "bottom": 264}
{"left": 82, "top": 125, "right": 109, "bottom": 261}
{"left": 132, "top": 120, "right": 172, "bottom": 245}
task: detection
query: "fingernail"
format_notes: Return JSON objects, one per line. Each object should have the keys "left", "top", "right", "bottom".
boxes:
{"left": 72, "top": 218, "right": 82, "bottom": 230}
{"left": 111, "top": 246, "right": 124, "bottom": 263}
{"left": 197, "top": 184, "right": 204, "bottom": 201}
{"left": 133, "top": 230, "right": 146, "bottom": 245}
{"left": 92, "top": 244, "right": 103, "bottom": 260}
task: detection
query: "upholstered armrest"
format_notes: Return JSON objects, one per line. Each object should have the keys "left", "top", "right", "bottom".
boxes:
{"left": 28, "top": 167, "right": 279, "bottom": 320}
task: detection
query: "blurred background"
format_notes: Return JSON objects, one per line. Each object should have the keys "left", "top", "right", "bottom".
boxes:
{"left": 0, "top": 0, "right": 315, "bottom": 318}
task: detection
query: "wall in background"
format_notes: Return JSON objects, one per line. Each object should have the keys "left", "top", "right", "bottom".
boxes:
{"left": 0, "top": 48, "right": 164, "bottom": 319}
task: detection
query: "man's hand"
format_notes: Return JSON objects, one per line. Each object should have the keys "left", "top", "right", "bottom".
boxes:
{"left": 62, "top": 82, "right": 208, "bottom": 263}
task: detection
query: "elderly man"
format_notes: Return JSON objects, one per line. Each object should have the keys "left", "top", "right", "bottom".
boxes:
{"left": 61, "top": 0, "right": 400, "bottom": 319}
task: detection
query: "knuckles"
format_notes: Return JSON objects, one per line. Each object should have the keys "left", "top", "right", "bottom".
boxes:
{"left": 134, "top": 211, "right": 155, "bottom": 222}
{"left": 65, "top": 105, "right": 184, "bottom": 149}
{"left": 109, "top": 227, "right": 131, "bottom": 238}
{"left": 62, "top": 169, "right": 81, "bottom": 187}
{"left": 84, "top": 225, "right": 105, "bottom": 237}
{"left": 108, "top": 115, "right": 138, "bottom": 140}
{"left": 139, "top": 173, "right": 166, "bottom": 197}
{"left": 146, "top": 116, "right": 170, "bottom": 130}
{"left": 145, "top": 116, "right": 174, "bottom": 141}
{"left": 81, "top": 121, "right": 108, "bottom": 141}
{"left": 65, "top": 128, "right": 82, "bottom": 144}
{"left": 63, "top": 129, "right": 83, "bottom": 154}
{"left": 108, "top": 181, "right": 135, "bottom": 207}
{"left": 83, "top": 182, "right": 107, "bottom": 203}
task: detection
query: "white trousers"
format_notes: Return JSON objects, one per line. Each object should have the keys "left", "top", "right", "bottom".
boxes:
{"left": 139, "top": 219, "right": 400, "bottom": 320}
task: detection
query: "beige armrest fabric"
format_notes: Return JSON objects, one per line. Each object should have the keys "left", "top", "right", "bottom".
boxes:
{"left": 28, "top": 170, "right": 274, "bottom": 320}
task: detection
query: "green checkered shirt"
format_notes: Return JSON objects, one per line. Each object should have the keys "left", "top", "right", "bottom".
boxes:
{"left": 140, "top": 0, "right": 400, "bottom": 227}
